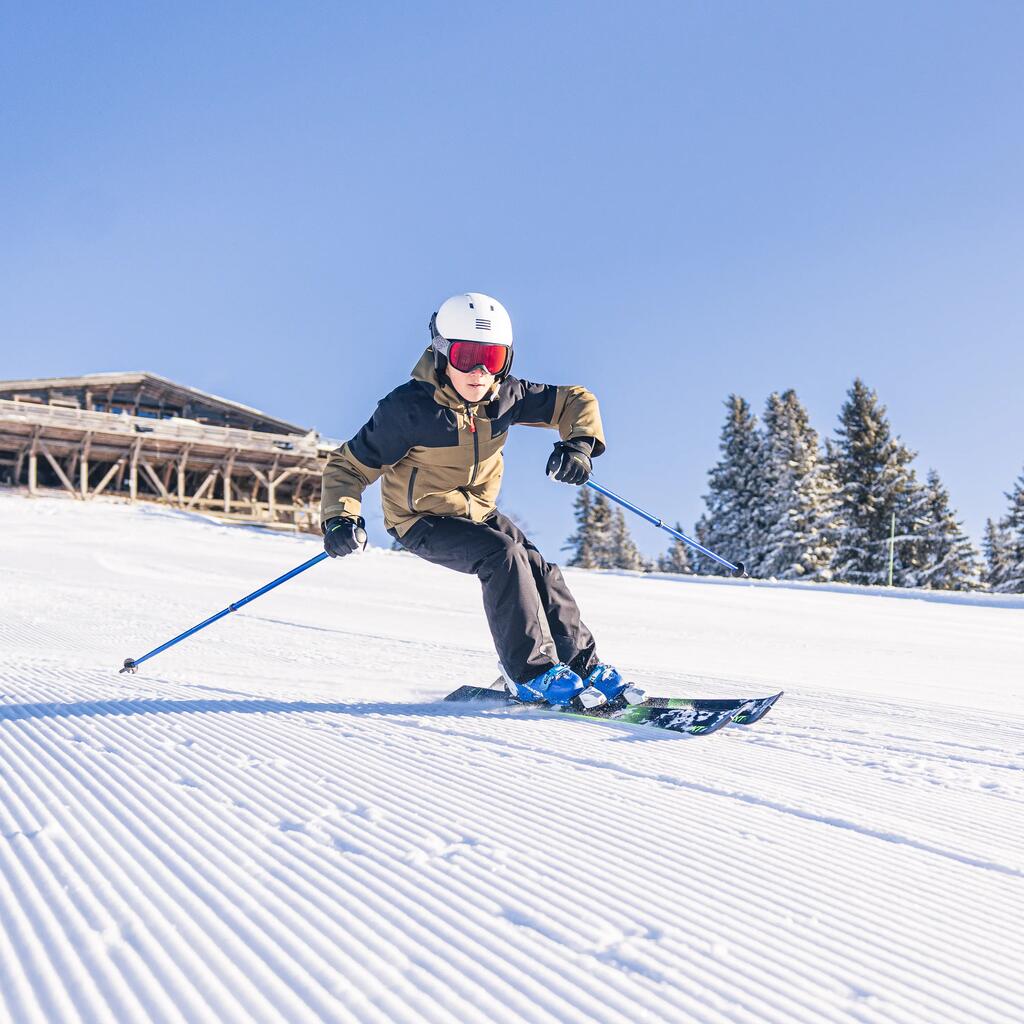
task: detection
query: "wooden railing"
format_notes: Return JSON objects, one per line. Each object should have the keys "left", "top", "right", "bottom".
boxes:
{"left": 0, "top": 398, "right": 322, "bottom": 456}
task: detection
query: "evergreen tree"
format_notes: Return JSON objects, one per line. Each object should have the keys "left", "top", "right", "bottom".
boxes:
{"left": 982, "top": 517, "right": 1014, "bottom": 592}
{"left": 565, "top": 487, "right": 596, "bottom": 568}
{"left": 657, "top": 523, "right": 695, "bottom": 574}
{"left": 589, "top": 492, "right": 618, "bottom": 568}
{"left": 565, "top": 488, "right": 616, "bottom": 569}
{"left": 826, "top": 379, "right": 926, "bottom": 586}
{"left": 1004, "top": 471, "right": 1024, "bottom": 593}
{"left": 987, "top": 470, "right": 1024, "bottom": 593}
{"left": 691, "top": 519, "right": 713, "bottom": 575}
{"left": 911, "top": 470, "right": 982, "bottom": 591}
{"left": 695, "top": 395, "right": 770, "bottom": 576}
{"left": 610, "top": 507, "right": 651, "bottom": 571}
{"left": 760, "top": 389, "right": 838, "bottom": 580}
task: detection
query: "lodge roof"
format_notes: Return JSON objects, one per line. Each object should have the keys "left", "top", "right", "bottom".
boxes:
{"left": 0, "top": 372, "right": 310, "bottom": 436}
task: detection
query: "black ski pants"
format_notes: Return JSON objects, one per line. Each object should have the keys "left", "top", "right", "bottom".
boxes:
{"left": 392, "top": 511, "right": 598, "bottom": 684}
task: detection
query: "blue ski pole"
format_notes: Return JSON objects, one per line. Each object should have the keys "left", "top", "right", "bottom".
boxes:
{"left": 585, "top": 479, "right": 748, "bottom": 578}
{"left": 120, "top": 545, "right": 347, "bottom": 674}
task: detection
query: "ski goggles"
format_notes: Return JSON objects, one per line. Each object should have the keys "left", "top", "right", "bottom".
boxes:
{"left": 447, "top": 340, "right": 510, "bottom": 375}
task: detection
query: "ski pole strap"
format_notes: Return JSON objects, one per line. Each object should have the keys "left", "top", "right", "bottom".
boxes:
{"left": 585, "top": 479, "right": 747, "bottom": 577}
{"left": 120, "top": 551, "right": 330, "bottom": 673}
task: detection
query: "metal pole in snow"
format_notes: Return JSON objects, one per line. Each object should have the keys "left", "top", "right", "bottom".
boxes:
{"left": 888, "top": 512, "right": 896, "bottom": 587}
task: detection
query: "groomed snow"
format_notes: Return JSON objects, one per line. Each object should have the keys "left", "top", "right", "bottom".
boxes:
{"left": 2, "top": 491, "right": 1022, "bottom": 1024}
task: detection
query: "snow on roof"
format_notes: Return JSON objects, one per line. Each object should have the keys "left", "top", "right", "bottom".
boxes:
{"left": 0, "top": 371, "right": 310, "bottom": 435}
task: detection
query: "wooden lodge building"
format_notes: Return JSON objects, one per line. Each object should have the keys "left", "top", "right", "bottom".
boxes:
{"left": 0, "top": 373, "right": 335, "bottom": 531}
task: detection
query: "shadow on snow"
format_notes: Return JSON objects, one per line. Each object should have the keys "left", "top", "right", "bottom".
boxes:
{"left": 0, "top": 695, "right": 682, "bottom": 741}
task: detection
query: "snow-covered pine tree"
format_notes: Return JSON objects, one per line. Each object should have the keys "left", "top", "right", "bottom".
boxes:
{"left": 610, "top": 507, "right": 651, "bottom": 571}
{"left": 826, "top": 379, "right": 926, "bottom": 586}
{"left": 589, "top": 492, "right": 618, "bottom": 569}
{"left": 760, "top": 389, "right": 838, "bottom": 580}
{"left": 695, "top": 395, "right": 770, "bottom": 576}
{"left": 987, "top": 470, "right": 1024, "bottom": 593}
{"left": 691, "top": 519, "right": 712, "bottom": 575}
{"left": 565, "top": 488, "right": 617, "bottom": 569}
{"left": 982, "top": 517, "right": 1013, "bottom": 592}
{"left": 911, "top": 469, "right": 982, "bottom": 590}
{"left": 565, "top": 487, "right": 595, "bottom": 568}
{"left": 657, "top": 523, "right": 695, "bottom": 574}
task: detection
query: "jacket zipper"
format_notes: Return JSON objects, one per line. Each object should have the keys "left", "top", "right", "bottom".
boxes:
{"left": 407, "top": 466, "right": 418, "bottom": 513}
{"left": 466, "top": 403, "right": 480, "bottom": 486}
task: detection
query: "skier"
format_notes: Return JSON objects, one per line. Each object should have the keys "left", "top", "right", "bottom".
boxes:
{"left": 320, "top": 292, "right": 643, "bottom": 710}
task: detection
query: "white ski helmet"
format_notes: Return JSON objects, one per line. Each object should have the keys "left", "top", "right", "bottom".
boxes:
{"left": 430, "top": 292, "right": 514, "bottom": 379}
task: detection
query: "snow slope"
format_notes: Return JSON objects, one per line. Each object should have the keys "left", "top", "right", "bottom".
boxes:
{"left": 2, "top": 491, "right": 1023, "bottom": 1024}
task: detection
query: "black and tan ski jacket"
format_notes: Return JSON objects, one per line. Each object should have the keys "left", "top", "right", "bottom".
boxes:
{"left": 320, "top": 348, "right": 606, "bottom": 536}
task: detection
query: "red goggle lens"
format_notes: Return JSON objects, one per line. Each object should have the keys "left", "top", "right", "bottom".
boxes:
{"left": 448, "top": 341, "right": 509, "bottom": 375}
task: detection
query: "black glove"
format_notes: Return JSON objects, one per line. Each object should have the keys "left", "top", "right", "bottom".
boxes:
{"left": 546, "top": 439, "right": 593, "bottom": 486}
{"left": 323, "top": 515, "right": 367, "bottom": 558}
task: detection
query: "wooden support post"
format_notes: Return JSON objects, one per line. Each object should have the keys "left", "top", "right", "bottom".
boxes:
{"left": 177, "top": 445, "right": 192, "bottom": 507}
{"left": 267, "top": 466, "right": 297, "bottom": 523}
{"left": 258, "top": 458, "right": 278, "bottom": 522}
{"left": 81, "top": 432, "right": 93, "bottom": 497}
{"left": 28, "top": 429, "right": 40, "bottom": 495}
{"left": 140, "top": 460, "right": 171, "bottom": 501}
{"left": 91, "top": 459, "right": 125, "bottom": 498}
{"left": 224, "top": 450, "right": 237, "bottom": 513}
{"left": 129, "top": 438, "right": 141, "bottom": 502}
{"left": 38, "top": 440, "right": 79, "bottom": 497}
{"left": 270, "top": 467, "right": 297, "bottom": 488}
{"left": 186, "top": 469, "right": 219, "bottom": 511}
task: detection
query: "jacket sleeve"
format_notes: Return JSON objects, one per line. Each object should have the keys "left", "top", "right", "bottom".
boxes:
{"left": 320, "top": 396, "right": 413, "bottom": 524}
{"left": 511, "top": 380, "right": 606, "bottom": 457}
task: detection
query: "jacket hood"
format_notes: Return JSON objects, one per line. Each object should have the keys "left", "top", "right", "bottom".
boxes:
{"left": 410, "top": 347, "right": 440, "bottom": 386}
{"left": 410, "top": 347, "right": 497, "bottom": 410}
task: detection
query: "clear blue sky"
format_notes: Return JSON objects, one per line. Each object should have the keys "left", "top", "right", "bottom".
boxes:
{"left": 3, "top": 2, "right": 1022, "bottom": 557}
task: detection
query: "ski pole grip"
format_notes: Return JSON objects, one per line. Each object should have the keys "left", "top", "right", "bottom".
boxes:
{"left": 355, "top": 526, "right": 367, "bottom": 549}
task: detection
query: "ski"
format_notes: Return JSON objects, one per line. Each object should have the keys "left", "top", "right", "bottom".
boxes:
{"left": 442, "top": 684, "right": 783, "bottom": 736}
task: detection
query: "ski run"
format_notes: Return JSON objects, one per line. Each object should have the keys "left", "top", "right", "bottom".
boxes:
{"left": 1, "top": 491, "right": 1023, "bottom": 1024}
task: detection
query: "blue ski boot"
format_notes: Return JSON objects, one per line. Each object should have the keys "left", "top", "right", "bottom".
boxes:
{"left": 505, "top": 663, "right": 585, "bottom": 707}
{"left": 580, "top": 664, "right": 646, "bottom": 706}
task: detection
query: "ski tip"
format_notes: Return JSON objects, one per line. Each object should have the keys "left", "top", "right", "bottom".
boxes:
{"left": 731, "top": 690, "right": 784, "bottom": 726}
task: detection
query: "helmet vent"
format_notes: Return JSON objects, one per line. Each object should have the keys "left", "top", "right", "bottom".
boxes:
{"left": 475, "top": 319, "right": 492, "bottom": 330}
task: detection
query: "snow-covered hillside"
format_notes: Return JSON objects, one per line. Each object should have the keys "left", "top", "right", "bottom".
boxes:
{"left": 2, "top": 492, "right": 1022, "bottom": 1024}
